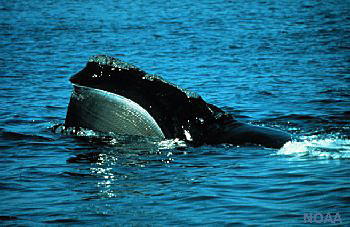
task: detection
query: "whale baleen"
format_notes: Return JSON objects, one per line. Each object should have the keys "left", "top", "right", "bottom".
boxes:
{"left": 65, "top": 55, "right": 291, "bottom": 148}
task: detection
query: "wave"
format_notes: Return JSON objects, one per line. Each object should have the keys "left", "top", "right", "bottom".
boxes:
{"left": 277, "top": 135, "right": 350, "bottom": 160}
{"left": 52, "top": 124, "right": 187, "bottom": 151}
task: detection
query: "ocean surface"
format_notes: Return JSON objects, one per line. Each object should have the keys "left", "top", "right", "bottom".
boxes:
{"left": 1, "top": 0, "right": 349, "bottom": 225}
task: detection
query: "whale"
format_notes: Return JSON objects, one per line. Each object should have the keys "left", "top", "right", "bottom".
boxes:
{"left": 65, "top": 55, "right": 291, "bottom": 148}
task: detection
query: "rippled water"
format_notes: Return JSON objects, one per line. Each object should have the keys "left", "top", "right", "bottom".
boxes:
{"left": 1, "top": 0, "right": 350, "bottom": 225}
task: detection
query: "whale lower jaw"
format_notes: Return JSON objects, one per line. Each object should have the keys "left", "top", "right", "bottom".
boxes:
{"left": 65, "top": 84, "right": 165, "bottom": 139}
{"left": 64, "top": 55, "right": 292, "bottom": 149}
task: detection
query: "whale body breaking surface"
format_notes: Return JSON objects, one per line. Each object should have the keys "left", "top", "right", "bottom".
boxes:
{"left": 65, "top": 55, "right": 291, "bottom": 148}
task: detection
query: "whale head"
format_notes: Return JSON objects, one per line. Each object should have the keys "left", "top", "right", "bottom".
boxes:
{"left": 65, "top": 55, "right": 230, "bottom": 143}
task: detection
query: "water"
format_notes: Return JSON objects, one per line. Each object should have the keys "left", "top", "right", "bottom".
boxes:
{"left": 1, "top": 0, "right": 349, "bottom": 225}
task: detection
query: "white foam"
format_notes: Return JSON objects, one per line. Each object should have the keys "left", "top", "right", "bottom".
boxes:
{"left": 156, "top": 138, "right": 187, "bottom": 150}
{"left": 277, "top": 136, "right": 350, "bottom": 159}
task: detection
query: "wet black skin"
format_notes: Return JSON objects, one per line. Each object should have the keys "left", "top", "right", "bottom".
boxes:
{"left": 65, "top": 55, "right": 291, "bottom": 149}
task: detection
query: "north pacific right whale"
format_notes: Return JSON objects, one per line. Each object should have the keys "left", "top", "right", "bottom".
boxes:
{"left": 65, "top": 55, "right": 291, "bottom": 148}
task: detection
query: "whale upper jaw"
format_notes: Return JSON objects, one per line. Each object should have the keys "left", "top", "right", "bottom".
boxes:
{"left": 65, "top": 84, "right": 165, "bottom": 139}
{"left": 64, "top": 55, "right": 292, "bottom": 149}
{"left": 66, "top": 55, "right": 230, "bottom": 144}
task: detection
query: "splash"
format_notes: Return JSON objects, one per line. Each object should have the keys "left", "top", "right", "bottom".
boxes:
{"left": 52, "top": 124, "right": 187, "bottom": 150}
{"left": 157, "top": 138, "right": 187, "bottom": 150}
{"left": 277, "top": 135, "right": 350, "bottom": 159}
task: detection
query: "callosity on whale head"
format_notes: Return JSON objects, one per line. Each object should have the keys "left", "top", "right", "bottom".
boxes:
{"left": 65, "top": 55, "right": 291, "bottom": 148}
{"left": 65, "top": 55, "right": 233, "bottom": 145}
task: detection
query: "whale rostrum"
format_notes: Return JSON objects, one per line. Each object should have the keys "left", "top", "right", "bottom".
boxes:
{"left": 65, "top": 55, "right": 291, "bottom": 148}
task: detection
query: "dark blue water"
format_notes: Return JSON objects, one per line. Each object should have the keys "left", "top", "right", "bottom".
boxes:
{"left": 1, "top": 0, "right": 349, "bottom": 225}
